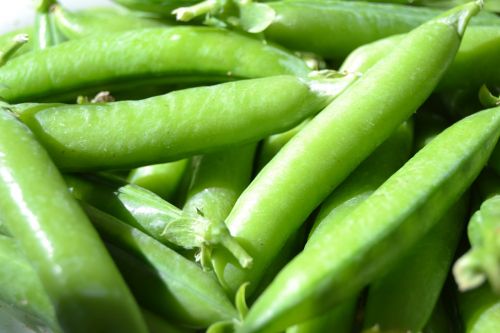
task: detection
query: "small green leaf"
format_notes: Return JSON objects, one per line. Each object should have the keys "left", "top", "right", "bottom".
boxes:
{"left": 239, "top": 3, "right": 275, "bottom": 33}
{"left": 235, "top": 282, "right": 250, "bottom": 320}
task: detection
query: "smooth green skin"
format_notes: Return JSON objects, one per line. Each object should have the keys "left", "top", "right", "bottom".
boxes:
{"left": 16, "top": 76, "right": 331, "bottom": 171}
{"left": 285, "top": 298, "right": 357, "bottom": 333}
{"left": 363, "top": 195, "right": 469, "bottom": 332}
{"left": 0, "top": 110, "right": 148, "bottom": 333}
{"left": 113, "top": 0, "right": 199, "bottom": 16}
{"left": 83, "top": 205, "right": 238, "bottom": 328}
{"left": 345, "top": 0, "right": 500, "bottom": 12}
{"left": 52, "top": 5, "right": 166, "bottom": 40}
{"left": 458, "top": 285, "right": 500, "bottom": 333}
{"left": 183, "top": 144, "right": 257, "bottom": 227}
{"left": 238, "top": 104, "right": 500, "bottom": 333}
{"left": 0, "top": 236, "right": 60, "bottom": 333}
{"left": 285, "top": 122, "right": 413, "bottom": 333}
{"left": 256, "top": 119, "right": 310, "bottom": 171}
{"left": 341, "top": 25, "right": 500, "bottom": 92}
{"left": 257, "top": 0, "right": 498, "bottom": 61}
{"left": 211, "top": 6, "right": 466, "bottom": 297}
{"left": 0, "top": 26, "right": 310, "bottom": 103}
{"left": 128, "top": 159, "right": 189, "bottom": 200}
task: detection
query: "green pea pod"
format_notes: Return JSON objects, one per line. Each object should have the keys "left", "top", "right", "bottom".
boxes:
{"left": 235, "top": 0, "right": 497, "bottom": 61}
{"left": 14, "top": 75, "right": 349, "bottom": 171}
{"left": 0, "top": 235, "right": 61, "bottom": 333}
{"left": 0, "top": 26, "right": 310, "bottom": 103}
{"left": 341, "top": 25, "right": 500, "bottom": 92}
{"left": 183, "top": 144, "right": 257, "bottom": 269}
{"left": 237, "top": 106, "right": 500, "bottom": 331}
{"left": 458, "top": 285, "right": 500, "bottom": 333}
{"left": 211, "top": 1, "right": 479, "bottom": 297}
{"left": 285, "top": 121, "right": 413, "bottom": 333}
{"left": 82, "top": 204, "right": 238, "bottom": 327}
{"left": 362, "top": 195, "right": 469, "bottom": 332}
{"left": 0, "top": 109, "right": 148, "bottom": 333}
{"left": 51, "top": 5, "right": 166, "bottom": 40}
{"left": 113, "top": 0, "right": 200, "bottom": 16}
{"left": 128, "top": 159, "right": 189, "bottom": 200}
{"left": 453, "top": 172, "right": 500, "bottom": 294}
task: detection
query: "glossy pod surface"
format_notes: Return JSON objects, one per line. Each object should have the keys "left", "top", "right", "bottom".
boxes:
{"left": 16, "top": 76, "right": 332, "bottom": 171}
{"left": 0, "top": 27, "right": 310, "bottom": 103}
{"left": 0, "top": 109, "right": 148, "bottom": 333}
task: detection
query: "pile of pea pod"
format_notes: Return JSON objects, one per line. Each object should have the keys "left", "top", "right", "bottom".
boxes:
{"left": 0, "top": 0, "right": 499, "bottom": 332}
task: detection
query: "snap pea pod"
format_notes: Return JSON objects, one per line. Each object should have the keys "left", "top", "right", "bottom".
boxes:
{"left": 128, "top": 159, "right": 189, "bottom": 200}
{"left": 0, "top": 235, "right": 61, "bottom": 333}
{"left": 0, "top": 109, "right": 148, "bottom": 333}
{"left": 66, "top": 174, "right": 250, "bottom": 267}
{"left": 353, "top": 0, "right": 500, "bottom": 12}
{"left": 285, "top": 121, "right": 413, "bottom": 333}
{"left": 238, "top": 106, "right": 500, "bottom": 333}
{"left": 0, "top": 26, "right": 310, "bottom": 103}
{"left": 183, "top": 144, "right": 257, "bottom": 268}
{"left": 235, "top": 0, "right": 498, "bottom": 61}
{"left": 113, "top": 0, "right": 199, "bottom": 16}
{"left": 340, "top": 25, "right": 500, "bottom": 92}
{"left": 458, "top": 285, "right": 500, "bottom": 333}
{"left": 453, "top": 170, "right": 500, "bottom": 294}
{"left": 52, "top": 5, "right": 166, "bottom": 40}
{"left": 82, "top": 204, "right": 238, "bottom": 328}
{"left": 362, "top": 195, "right": 469, "bottom": 332}
{"left": 13, "top": 75, "right": 342, "bottom": 171}
{"left": 211, "top": 1, "right": 478, "bottom": 297}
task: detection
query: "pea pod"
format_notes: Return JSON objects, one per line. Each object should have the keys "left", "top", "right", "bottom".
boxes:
{"left": 83, "top": 204, "right": 238, "bottom": 327}
{"left": 0, "top": 235, "right": 61, "bottom": 333}
{"left": 238, "top": 105, "right": 500, "bottom": 333}
{"left": 362, "top": 195, "right": 469, "bottom": 332}
{"left": 0, "top": 109, "right": 148, "bottom": 333}
{"left": 458, "top": 285, "right": 500, "bottom": 333}
{"left": 453, "top": 170, "right": 500, "bottom": 294}
{"left": 0, "top": 26, "right": 310, "bottom": 103}
{"left": 128, "top": 159, "right": 189, "bottom": 200}
{"left": 14, "top": 75, "right": 347, "bottom": 171}
{"left": 341, "top": 25, "right": 500, "bottom": 92}
{"left": 51, "top": 5, "right": 166, "bottom": 40}
{"left": 113, "top": 0, "right": 199, "bottom": 16}
{"left": 211, "top": 1, "right": 479, "bottom": 297}
{"left": 234, "top": 0, "right": 498, "bottom": 61}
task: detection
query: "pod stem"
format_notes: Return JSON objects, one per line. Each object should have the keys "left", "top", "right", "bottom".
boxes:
{"left": 436, "top": 0, "right": 483, "bottom": 37}
{"left": 172, "top": 0, "right": 219, "bottom": 21}
{"left": 0, "top": 34, "right": 29, "bottom": 67}
{"left": 479, "top": 85, "right": 500, "bottom": 108}
{"left": 220, "top": 233, "right": 253, "bottom": 269}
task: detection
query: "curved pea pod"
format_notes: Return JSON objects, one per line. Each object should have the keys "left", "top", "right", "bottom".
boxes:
{"left": 127, "top": 159, "right": 189, "bottom": 200}
{"left": 453, "top": 172, "right": 500, "bottom": 294}
{"left": 238, "top": 102, "right": 500, "bottom": 333}
{"left": 0, "top": 26, "right": 310, "bottom": 103}
{"left": 341, "top": 25, "right": 500, "bottom": 92}
{"left": 183, "top": 144, "right": 257, "bottom": 269}
{"left": 211, "top": 1, "right": 478, "bottom": 297}
{"left": 83, "top": 204, "right": 238, "bottom": 328}
{"left": 0, "top": 109, "right": 148, "bottom": 333}
{"left": 51, "top": 5, "right": 167, "bottom": 40}
{"left": 14, "top": 75, "right": 345, "bottom": 171}
{"left": 236, "top": 0, "right": 497, "bottom": 61}
{"left": 458, "top": 285, "right": 500, "bottom": 333}
{"left": 0, "top": 235, "right": 61, "bottom": 333}
{"left": 362, "top": 195, "right": 469, "bottom": 332}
